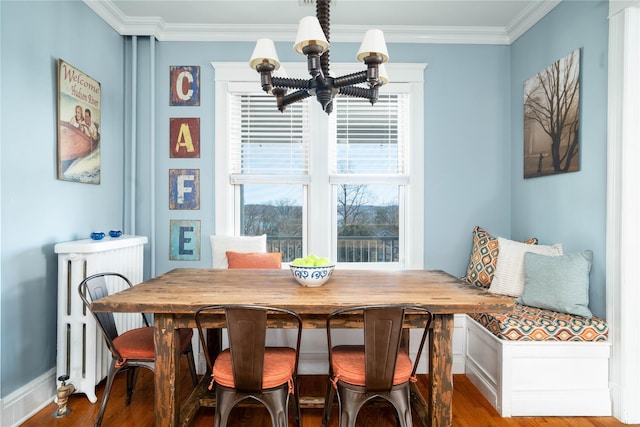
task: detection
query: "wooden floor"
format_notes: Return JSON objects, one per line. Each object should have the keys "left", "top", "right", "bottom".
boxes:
{"left": 23, "top": 362, "right": 627, "bottom": 427}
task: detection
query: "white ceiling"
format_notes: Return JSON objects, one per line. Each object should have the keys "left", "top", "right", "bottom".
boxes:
{"left": 84, "top": 0, "right": 561, "bottom": 44}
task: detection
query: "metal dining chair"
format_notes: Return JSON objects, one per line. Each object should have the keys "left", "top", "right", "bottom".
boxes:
{"left": 195, "top": 304, "right": 303, "bottom": 427}
{"left": 78, "top": 272, "right": 198, "bottom": 427}
{"left": 321, "top": 304, "right": 433, "bottom": 427}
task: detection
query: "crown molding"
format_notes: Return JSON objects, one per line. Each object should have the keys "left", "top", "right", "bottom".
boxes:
{"left": 505, "top": 0, "right": 562, "bottom": 43}
{"left": 83, "top": 0, "right": 560, "bottom": 45}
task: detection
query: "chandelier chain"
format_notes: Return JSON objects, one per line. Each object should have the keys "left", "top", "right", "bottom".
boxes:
{"left": 317, "top": 0, "right": 331, "bottom": 77}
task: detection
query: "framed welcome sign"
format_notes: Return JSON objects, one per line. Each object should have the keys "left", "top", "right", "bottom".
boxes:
{"left": 57, "top": 59, "right": 101, "bottom": 184}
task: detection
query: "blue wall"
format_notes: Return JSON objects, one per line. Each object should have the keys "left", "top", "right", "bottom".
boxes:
{"left": 510, "top": 0, "right": 609, "bottom": 318}
{"left": 0, "top": 0, "right": 609, "bottom": 400}
{"left": 140, "top": 41, "right": 512, "bottom": 280}
{"left": 0, "top": 1, "right": 126, "bottom": 396}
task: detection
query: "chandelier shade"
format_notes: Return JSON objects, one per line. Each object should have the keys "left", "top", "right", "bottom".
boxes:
{"left": 356, "top": 29, "right": 389, "bottom": 63}
{"left": 294, "top": 16, "right": 329, "bottom": 55}
{"left": 248, "top": 0, "right": 389, "bottom": 114}
{"left": 248, "top": 38, "right": 281, "bottom": 70}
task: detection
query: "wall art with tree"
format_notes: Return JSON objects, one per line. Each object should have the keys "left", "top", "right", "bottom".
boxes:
{"left": 523, "top": 49, "right": 580, "bottom": 178}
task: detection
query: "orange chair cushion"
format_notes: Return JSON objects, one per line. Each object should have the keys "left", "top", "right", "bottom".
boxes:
{"left": 226, "top": 251, "right": 282, "bottom": 269}
{"left": 112, "top": 326, "right": 193, "bottom": 360}
{"left": 330, "top": 345, "right": 413, "bottom": 386}
{"left": 213, "top": 347, "right": 296, "bottom": 389}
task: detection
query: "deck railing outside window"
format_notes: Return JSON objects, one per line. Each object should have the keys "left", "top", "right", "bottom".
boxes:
{"left": 267, "top": 236, "right": 399, "bottom": 263}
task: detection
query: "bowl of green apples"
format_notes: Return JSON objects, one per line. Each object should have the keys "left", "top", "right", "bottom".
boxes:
{"left": 289, "top": 255, "right": 335, "bottom": 287}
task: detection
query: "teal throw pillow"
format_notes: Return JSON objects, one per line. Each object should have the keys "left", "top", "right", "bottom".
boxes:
{"left": 516, "top": 250, "right": 593, "bottom": 318}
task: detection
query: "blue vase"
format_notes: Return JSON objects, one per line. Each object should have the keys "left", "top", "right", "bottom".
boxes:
{"left": 90, "top": 232, "right": 105, "bottom": 240}
{"left": 109, "top": 230, "right": 123, "bottom": 238}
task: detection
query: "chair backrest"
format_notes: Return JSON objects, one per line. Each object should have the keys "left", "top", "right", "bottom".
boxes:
{"left": 195, "top": 304, "right": 302, "bottom": 392}
{"left": 209, "top": 234, "right": 267, "bottom": 268}
{"left": 327, "top": 304, "right": 432, "bottom": 392}
{"left": 78, "top": 273, "right": 148, "bottom": 359}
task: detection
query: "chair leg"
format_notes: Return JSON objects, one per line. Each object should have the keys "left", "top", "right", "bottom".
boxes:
{"left": 336, "top": 385, "right": 368, "bottom": 427}
{"left": 125, "top": 367, "right": 140, "bottom": 405}
{"left": 95, "top": 360, "right": 121, "bottom": 427}
{"left": 292, "top": 377, "right": 302, "bottom": 427}
{"left": 387, "top": 386, "right": 412, "bottom": 427}
{"left": 260, "top": 386, "right": 289, "bottom": 427}
{"left": 321, "top": 377, "right": 335, "bottom": 427}
{"left": 215, "top": 387, "right": 242, "bottom": 427}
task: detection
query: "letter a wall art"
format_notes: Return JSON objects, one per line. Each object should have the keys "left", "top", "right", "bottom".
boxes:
{"left": 170, "top": 117, "right": 200, "bottom": 158}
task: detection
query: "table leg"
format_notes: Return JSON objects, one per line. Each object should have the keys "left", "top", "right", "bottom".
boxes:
{"left": 428, "top": 313, "right": 454, "bottom": 427}
{"left": 154, "top": 313, "right": 180, "bottom": 427}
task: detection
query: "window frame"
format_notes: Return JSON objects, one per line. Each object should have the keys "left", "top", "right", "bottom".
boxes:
{"left": 213, "top": 62, "right": 425, "bottom": 269}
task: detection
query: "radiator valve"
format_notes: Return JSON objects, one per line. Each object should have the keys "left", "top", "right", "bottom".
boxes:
{"left": 52, "top": 375, "right": 75, "bottom": 418}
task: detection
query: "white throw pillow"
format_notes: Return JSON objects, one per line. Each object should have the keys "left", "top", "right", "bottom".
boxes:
{"left": 489, "top": 237, "right": 563, "bottom": 297}
{"left": 210, "top": 234, "right": 267, "bottom": 268}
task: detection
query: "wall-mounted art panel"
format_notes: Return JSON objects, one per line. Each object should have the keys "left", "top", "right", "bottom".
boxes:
{"left": 170, "top": 117, "right": 200, "bottom": 158}
{"left": 170, "top": 65, "right": 200, "bottom": 106}
{"left": 57, "top": 59, "right": 101, "bottom": 184}
{"left": 524, "top": 49, "right": 581, "bottom": 178}
{"left": 169, "top": 220, "right": 201, "bottom": 261}
{"left": 169, "top": 169, "right": 200, "bottom": 210}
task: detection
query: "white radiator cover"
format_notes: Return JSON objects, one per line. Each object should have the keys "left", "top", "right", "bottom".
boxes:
{"left": 55, "top": 235, "right": 148, "bottom": 403}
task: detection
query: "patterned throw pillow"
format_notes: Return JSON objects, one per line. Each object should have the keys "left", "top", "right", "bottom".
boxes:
{"left": 462, "top": 226, "right": 538, "bottom": 288}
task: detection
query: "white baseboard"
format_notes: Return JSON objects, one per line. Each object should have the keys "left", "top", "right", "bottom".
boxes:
{"left": 1, "top": 368, "right": 56, "bottom": 427}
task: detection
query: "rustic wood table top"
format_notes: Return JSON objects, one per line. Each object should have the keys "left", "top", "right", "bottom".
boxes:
{"left": 90, "top": 268, "right": 514, "bottom": 315}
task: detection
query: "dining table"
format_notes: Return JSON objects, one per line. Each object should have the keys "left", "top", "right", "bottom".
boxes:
{"left": 89, "top": 268, "right": 514, "bottom": 427}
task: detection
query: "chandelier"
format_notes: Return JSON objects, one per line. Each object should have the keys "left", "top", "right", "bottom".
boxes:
{"left": 248, "top": 0, "right": 389, "bottom": 114}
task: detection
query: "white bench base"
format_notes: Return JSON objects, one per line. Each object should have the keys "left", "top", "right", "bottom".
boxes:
{"left": 464, "top": 315, "right": 612, "bottom": 417}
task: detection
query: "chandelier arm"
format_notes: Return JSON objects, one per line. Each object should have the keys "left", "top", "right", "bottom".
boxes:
{"left": 333, "top": 71, "right": 368, "bottom": 88}
{"left": 272, "top": 77, "right": 310, "bottom": 90}
{"left": 279, "top": 90, "right": 313, "bottom": 108}
{"left": 255, "top": 62, "right": 276, "bottom": 93}
{"left": 338, "top": 86, "right": 380, "bottom": 104}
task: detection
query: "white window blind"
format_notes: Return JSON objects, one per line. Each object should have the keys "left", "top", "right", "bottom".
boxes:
{"left": 229, "top": 93, "right": 310, "bottom": 182}
{"left": 330, "top": 93, "right": 408, "bottom": 176}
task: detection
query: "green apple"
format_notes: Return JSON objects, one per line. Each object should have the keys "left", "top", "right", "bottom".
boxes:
{"left": 296, "top": 257, "right": 313, "bottom": 266}
{"left": 292, "top": 254, "right": 332, "bottom": 267}
{"left": 315, "top": 257, "right": 331, "bottom": 266}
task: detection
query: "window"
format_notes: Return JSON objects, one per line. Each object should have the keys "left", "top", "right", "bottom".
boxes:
{"left": 214, "top": 62, "right": 425, "bottom": 269}
{"left": 330, "top": 94, "right": 407, "bottom": 264}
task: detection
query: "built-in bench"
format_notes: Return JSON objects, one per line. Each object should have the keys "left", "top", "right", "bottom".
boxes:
{"left": 464, "top": 302, "right": 611, "bottom": 417}
{"left": 456, "top": 226, "right": 612, "bottom": 416}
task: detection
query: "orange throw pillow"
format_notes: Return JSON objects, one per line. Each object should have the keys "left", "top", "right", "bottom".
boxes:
{"left": 226, "top": 251, "right": 282, "bottom": 269}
